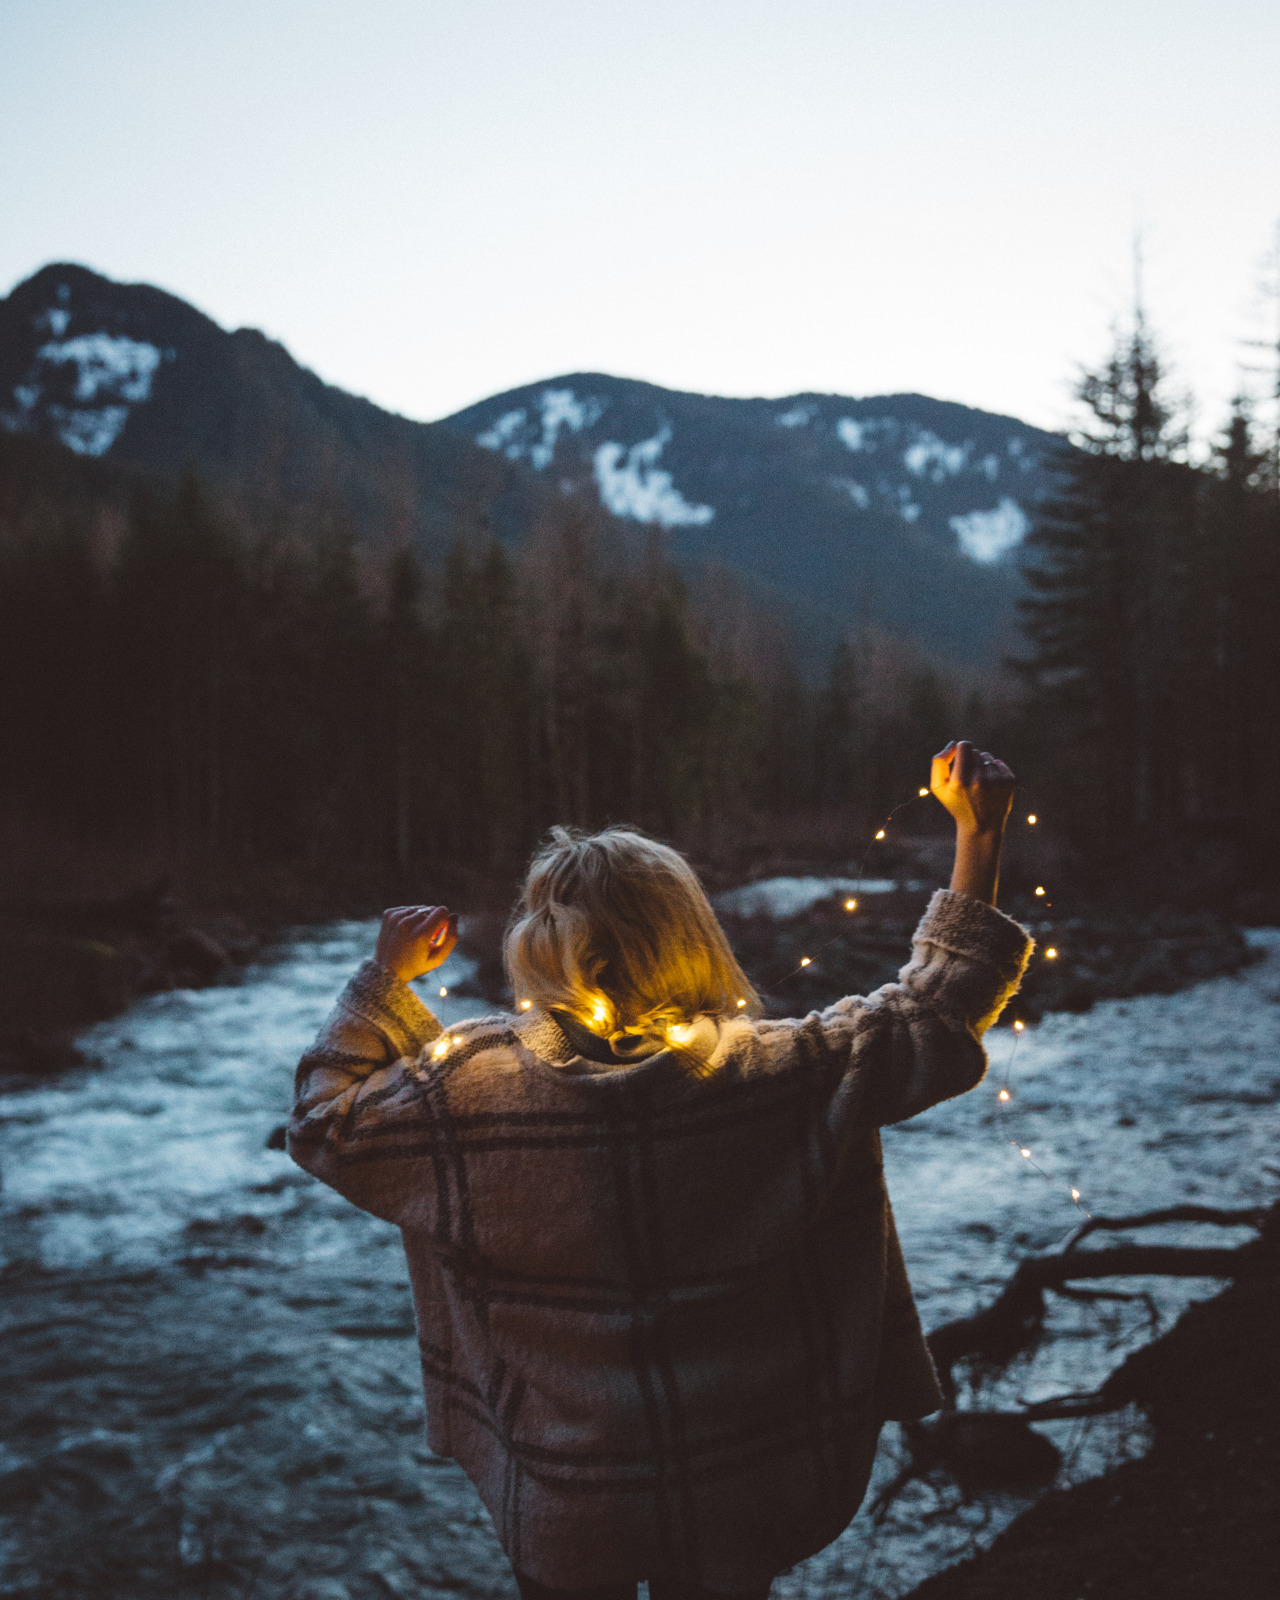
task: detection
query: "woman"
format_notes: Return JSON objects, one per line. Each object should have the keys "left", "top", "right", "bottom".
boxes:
{"left": 289, "top": 740, "right": 1031, "bottom": 1600}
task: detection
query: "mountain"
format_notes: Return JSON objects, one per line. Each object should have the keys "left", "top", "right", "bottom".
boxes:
{"left": 0, "top": 262, "right": 528, "bottom": 550}
{"left": 1, "top": 263, "right": 1066, "bottom": 668}
{"left": 442, "top": 378, "right": 1067, "bottom": 667}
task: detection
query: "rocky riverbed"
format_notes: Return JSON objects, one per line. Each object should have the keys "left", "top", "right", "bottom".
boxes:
{"left": 710, "top": 885, "right": 1259, "bottom": 1023}
{"left": 0, "top": 883, "right": 260, "bottom": 1080}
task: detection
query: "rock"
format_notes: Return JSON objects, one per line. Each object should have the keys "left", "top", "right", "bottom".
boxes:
{"left": 0, "top": 934, "right": 136, "bottom": 1027}
{"left": 167, "top": 927, "right": 232, "bottom": 983}
{"left": 918, "top": 1411, "right": 1062, "bottom": 1489}
{"left": 0, "top": 1029, "right": 85, "bottom": 1076}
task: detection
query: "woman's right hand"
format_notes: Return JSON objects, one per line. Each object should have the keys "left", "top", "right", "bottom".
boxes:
{"left": 375, "top": 905, "right": 458, "bottom": 983}
{"left": 931, "top": 740, "right": 1015, "bottom": 836}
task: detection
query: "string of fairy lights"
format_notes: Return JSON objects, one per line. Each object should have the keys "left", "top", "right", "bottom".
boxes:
{"left": 422, "top": 779, "right": 1086, "bottom": 1216}
{"left": 762, "top": 788, "right": 1089, "bottom": 1218}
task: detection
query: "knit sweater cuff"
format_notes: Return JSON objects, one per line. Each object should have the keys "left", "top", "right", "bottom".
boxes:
{"left": 339, "top": 958, "right": 442, "bottom": 1059}
{"left": 914, "top": 889, "right": 1032, "bottom": 980}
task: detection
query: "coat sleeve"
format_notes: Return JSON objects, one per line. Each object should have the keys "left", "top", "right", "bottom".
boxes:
{"left": 780, "top": 889, "right": 1034, "bottom": 1129}
{"left": 288, "top": 958, "right": 444, "bottom": 1223}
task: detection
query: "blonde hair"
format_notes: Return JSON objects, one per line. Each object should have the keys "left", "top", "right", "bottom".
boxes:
{"left": 505, "top": 825, "right": 760, "bottom": 1058}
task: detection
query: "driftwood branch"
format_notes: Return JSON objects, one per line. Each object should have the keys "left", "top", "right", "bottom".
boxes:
{"left": 866, "top": 1202, "right": 1279, "bottom": 1515}
{"left": 1061, "top": 1204, "right": 1268, "bottom": 1252}
{"left": 926, "top": 1206, "right": 1270, "bottom": 1408}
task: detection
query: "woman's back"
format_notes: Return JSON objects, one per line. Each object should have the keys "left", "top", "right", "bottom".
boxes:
{"left": 290, "top": 883, "right": 1030, "bottom": 1589}
{"left": 289, "top": 742, "right": 1028, "bottom": 1592}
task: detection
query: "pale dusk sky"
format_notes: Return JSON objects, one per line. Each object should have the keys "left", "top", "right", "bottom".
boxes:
{"left": 3, "top": 0, "right": 1278, "bottom": 441}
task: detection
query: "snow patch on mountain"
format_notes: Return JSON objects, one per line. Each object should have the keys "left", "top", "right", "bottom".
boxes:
{"left": 775, "top": 404, "right": 814, "bottom": 428}
{"left": 476, "top": 407, "right": 526, "bottom": 454}
{"left": 828, "top": 476, "right": 870, "bottom": 509}
{"left": 2, "top": 332, "right": 165, "bottom": 456}
{"left": 949, "top": 497, "right": 1029, "bottom": 562}
{"left": 835, "top": 417, "right": 870, "bottom": 452}
{"left": 475, "top": 386, "right": 606, "bottom": 468}
{"left": 593, "top": 428, "right": 714, "bottom": 527}
{"left": 903, "top": 430, "right": 969, "bottom": 480}
{"left": 42, "top": 334, "right": 162, "bottom": 403}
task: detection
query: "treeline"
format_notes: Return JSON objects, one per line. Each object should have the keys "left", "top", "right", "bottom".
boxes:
{"left": 1016, "top": 313, "right": 1280, "bottom": 898}
{"left": 0, "top": 445, "right": 978, "bottom": 901}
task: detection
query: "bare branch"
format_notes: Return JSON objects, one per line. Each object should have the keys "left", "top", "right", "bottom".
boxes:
{"left": 927, "top": 1242, "right": 1249, "bottom": 1405}
{"left": 1062, "top": 1204, "right": 1267, "bottom": 1253}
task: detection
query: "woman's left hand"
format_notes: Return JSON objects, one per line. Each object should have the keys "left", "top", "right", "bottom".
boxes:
{"left": 375, "top": 905, "right": 458, "bottom": 983}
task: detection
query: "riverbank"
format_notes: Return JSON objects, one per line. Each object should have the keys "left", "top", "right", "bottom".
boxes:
{"left": 0, "top": 883, "right": 261, "bottom": 1081}
{"left": 0, "top": 869, "right": 1261, "bottom": 1087}
{"left": 904, "top": 1214, "right": 1280, "bottom": 1600}
{"left": 713, "top": 889, "right": 1258, "bottom": 1022}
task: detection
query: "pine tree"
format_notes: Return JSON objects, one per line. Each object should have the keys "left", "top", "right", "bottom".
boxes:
{"left": 1017, "top": 312, "right": 1194, "bottom": 857}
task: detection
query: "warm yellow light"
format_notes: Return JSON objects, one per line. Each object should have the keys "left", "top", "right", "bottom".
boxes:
{"left": 800, "top": 956, "right": 811, "bottom": 967}
{"left": 519, "top": 999, "right": 532, "bottom": 1010}
{"left": 736, "top": 998, "right": 747, "bottom": 1008}
{"left": 1013, "top": 1020, "right": 1025, "bottom": 1032}
{"left": 1027, "top": 814, "right": 1037, "bottom": 825}
{"left": 439, "top": 986, "right": 448, "bottom": 997}
{"left": 919, "top": 787, "right": 929, "bottom": 797}
{"left": 998, "top": 1088, "right": 1011, "bottom": 1101}
{"left": 1035, "top": 886, "right": 1046, "bottom": 896}
{"left": 591, "top": 1001, "right": 608, "bottom": 1025}
{"left": 1020, "top": 1148, "right": 1031, "bottom": 1158}
{"left": 844, "top": 898, "right": 857, "bottom": 911}
{"left": 667, "top": 1022, "right": 693, "bottom": 1045}
{"left": 875, "top": 829, "right": 886, "bottom": 840}
{"left": 1045, "top": 947, "right": 1058, "bottom": 960}
{"left": 1071, "top": 1187, "right": 1081, "bottom": 1201}
{"left": 432, "top": 1040, "right": 449, "bottom": 1059}
{"left": 451, "top": 1036, "right": 461, "bottom": 1046}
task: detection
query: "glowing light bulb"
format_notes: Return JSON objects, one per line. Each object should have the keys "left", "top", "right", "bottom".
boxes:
{"left": 432, "top": 1040, "right": 449, "bottom": 1059}
{"left": 800, "top": 956, "right": 812, "bottom": 967}
{"left": 736, "top": 998, "right": 747, "bottom": 1008}
{"left": 1045, "top": 947, "right": 1058, "bottom": 960}
{"left": 844, "top": 898, "right": 857, "bottom": 912}
{"left": 1027, "top": 814, "right": 1037, "bottom": 825}
{"left": 591, "top": 1001, "right": 608, "bottom": 1025}
{"left": 519, "top": 999, "right": 532, "bottom": 1010}
{"left": 1035, "top": 886, "right": 1046, "bottom": 896}
{"left": 1020, "top": 1148, "right": 1031, "bottom": 1158}
{"left": 919, "top": 787, "right": 929, "bottom": 797}
{"left": 1013, "top": 1020, "right": 1025, "bottom": 1032}
{"left": 451, "top": 1036, "right": 461, "bottom": 1047}
{"left": 998, "top": 1088, "right": 1011, "bottom": 1102}
{"left": 875, "top": 829, "right": 886, "bottom": 840}
{"left": 439, "top": 986, "right": 448, "bottom": 997}
{"left": 1070, "top": 1187, "right": 1081, "bottom": 1201}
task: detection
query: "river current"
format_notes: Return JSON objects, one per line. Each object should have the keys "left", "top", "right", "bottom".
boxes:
{"left": 2, "top": 921, "right": 1278, "bottom": 1599}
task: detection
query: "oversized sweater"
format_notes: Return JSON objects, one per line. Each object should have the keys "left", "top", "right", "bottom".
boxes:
{"left": 289, "top": 889, "right": 1032, "bottom": 1589}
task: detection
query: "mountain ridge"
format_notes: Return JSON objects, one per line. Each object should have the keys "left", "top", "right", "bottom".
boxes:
{"left": 2, "top": 262, "right": 1067, "bottom": 667}
{"left": 442, "top": 371, "right": 1066, "bottom": 664}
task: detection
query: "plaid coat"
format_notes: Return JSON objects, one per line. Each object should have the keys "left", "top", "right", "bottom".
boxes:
{"left": 290, "top": 889, "right": 1031, "bottom": 1589}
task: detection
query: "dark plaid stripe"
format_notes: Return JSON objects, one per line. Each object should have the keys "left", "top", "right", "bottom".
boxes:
{"left": 632, "top": 1085, "right": 701, "bottom": 1575}
{"left": 604, "top": 1084, "right": 680, "bottom": 1572}
{"left": 420, "top": 1344, "right": 875, "bottom": 1492}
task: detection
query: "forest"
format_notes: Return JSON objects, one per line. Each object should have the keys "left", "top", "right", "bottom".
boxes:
{"left": 1, "top": 313, "right": 1278, "bottom": 915}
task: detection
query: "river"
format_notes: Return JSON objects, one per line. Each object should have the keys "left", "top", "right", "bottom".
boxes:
{"left": 2, "top": 920, "right": 1278, "bottom": 1599}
